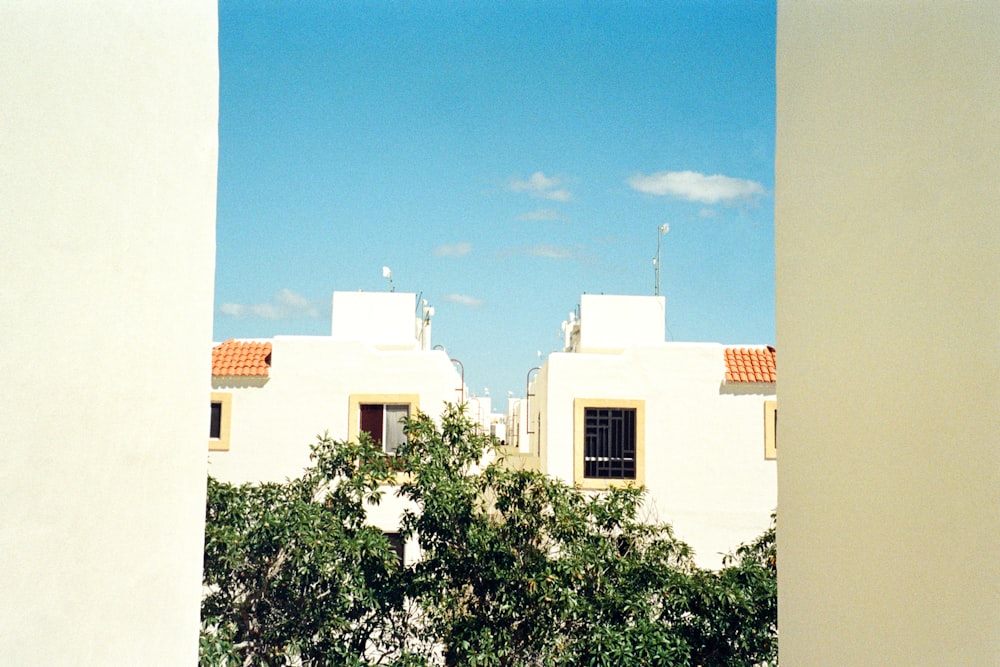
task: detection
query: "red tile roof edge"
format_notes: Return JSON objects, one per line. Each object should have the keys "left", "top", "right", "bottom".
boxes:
{"left": 211, "top": 339, "right": 272, "bottom": 377}
{"left": 723, "top": 345, "right": 776, "bottom": 383}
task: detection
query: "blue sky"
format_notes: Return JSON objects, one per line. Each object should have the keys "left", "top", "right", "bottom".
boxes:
{"left": 214, "top": 1, "right": 776, "bottom": 408}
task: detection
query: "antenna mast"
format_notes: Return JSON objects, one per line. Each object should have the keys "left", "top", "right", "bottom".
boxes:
{"left": 654, "top": 223, "right": 669, "bottom": 296}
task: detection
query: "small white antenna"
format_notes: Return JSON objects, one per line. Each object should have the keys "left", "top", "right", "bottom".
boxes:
{"left": 381, "top": 265, "right": 394, "bottom": 292}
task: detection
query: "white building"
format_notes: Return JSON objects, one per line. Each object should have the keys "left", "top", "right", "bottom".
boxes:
{"left": 1, "top": 3, "right": 216, "bottom": 663}
{"left": 516, "top": 294, "right": 777, "bottom": 569}
{"left": 209, "top": 291, "right": 464, "bottom": 539}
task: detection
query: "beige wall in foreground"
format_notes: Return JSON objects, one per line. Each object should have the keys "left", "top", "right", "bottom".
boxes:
{"left": 776, "top": 3, "right": 999, "bottom": 665}
{"left": 0, "top": 3, "right": 217, "bottom": 664}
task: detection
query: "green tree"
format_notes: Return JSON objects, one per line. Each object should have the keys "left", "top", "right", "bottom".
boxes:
{"left": 200, "top": 404, "right": 777, "bottom": 666}
{"left": 394, "top": 405, "right": 776, "bottom": 667}
{"left": 200, "top": 431, "right": 422, "bottom": 666}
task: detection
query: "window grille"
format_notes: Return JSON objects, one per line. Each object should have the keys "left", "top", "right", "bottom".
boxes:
{"left": 583, "top": 407, "right": 637, "bottom": 479}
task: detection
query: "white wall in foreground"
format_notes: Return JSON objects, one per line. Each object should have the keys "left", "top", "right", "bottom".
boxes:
{"left": 0, "top": 3, "right": 217, "bottom": 664}
{"left": 776, "top": 3, "right": 999, "bottom": 664}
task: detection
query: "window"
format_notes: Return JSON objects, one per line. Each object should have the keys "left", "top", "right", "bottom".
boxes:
{"left": 209, "top": 402, "right": 222, "bottom": 439}
{"left": 348, "top": 394, "right": 419, "bottom": 456}
{"left": 573, "top": 399, "right": 645, "bottom": 489}
{"left": 584, "top": 407, "right": 637, "bottom": 479}
{"left": 209, "top": 392, "right": 232, "bottom": 451}
{"left": 385, "top": 532, "right": 405, "bottom": 568}
{"left": 764, "top": 399, "right": 777, "bottom": 460}
{"left": 360, "top": 403, "right": 410, "bottom": 454}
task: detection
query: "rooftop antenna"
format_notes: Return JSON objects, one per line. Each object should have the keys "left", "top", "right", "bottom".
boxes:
{"left": 418, "top": 298, "right": 434, "bottom": 350}
{"left": 654, "top": 223, "right": 669, "bottom": 296}
{"left": 381, "top": 265, "right": 394, "bottom": 292}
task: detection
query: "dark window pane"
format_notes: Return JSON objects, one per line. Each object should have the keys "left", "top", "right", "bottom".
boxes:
{"left": 360, "top": 404, "right": 384, "bottom": 447}
{"left": 210, "top": 402, "right": 222, "bottom": 439}
{"left": 385, "top": 532, "right": 405, "bottom": 568}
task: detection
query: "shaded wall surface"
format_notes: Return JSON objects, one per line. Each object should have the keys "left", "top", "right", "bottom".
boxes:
{"left": 776, "top": 3, "right": 999, "bottom": 665}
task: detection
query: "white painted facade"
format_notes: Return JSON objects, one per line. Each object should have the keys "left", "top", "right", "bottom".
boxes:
{"left": 504, "top": 397, "right": 530, "bottom": 454}
{"left": 465, "top": 394, "right": 493, "bottom": 434}
{"left": 332, "top": 291, "right": 429, "bottom": 349}
{"left": 0, "top": 3, "right": 217, "bottom": 663}
{"left": 210, "top": 292, "right": 463, "bottom": 535}
{"left": 570, "top": 294, "right": 667, "bottom": 352}
{"left": 521, "top": 295, "right": 776, "bottom": 569}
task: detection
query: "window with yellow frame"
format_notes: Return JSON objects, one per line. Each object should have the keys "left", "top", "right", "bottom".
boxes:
{"left": 348, "top": 394, "right": 419, "bottom": 452}
{"left": 209, "top": 392, "right": 232, "bottom": 451}
{"left": 348, "top": 394, "right": 420, "bottom": 480}
{"left": 573, "top": 398, "right": 645, "bottom": 489}
{"left": 764, "top": 399, "right": 777, "bottom": 460}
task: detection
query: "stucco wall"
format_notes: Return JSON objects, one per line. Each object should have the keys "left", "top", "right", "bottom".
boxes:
{"left": 210, "top": 337, "right": 462, "bottom": 529}
{"left": 776, "top": 3, "right": 1000, "bottom": 664}
{"left": 578, "top": 294, "right": 666, "bottom": 351}
{"left": 331, "top": 291, "right": 421, "bottom": 348}
{"left": 0, "top": 3, "right": 217, "bottom": 663}
{"left": 536, "top": 343, "right": 776, "bottom": 569}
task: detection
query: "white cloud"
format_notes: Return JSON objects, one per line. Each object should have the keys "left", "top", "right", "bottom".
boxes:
{"left": 515, "top": 208, "right": 564, "bottom": 222}
{"left": 220, "top": 302, "right": 259, "bottom": 318}
{"left": 219, "top": 288, "right": 320, "bottom": 320}
{"left": 510, "top": 244, "right": 572, "bottom": 259}
{"left": 443, "top": 293, "right": 484, "bottom": 308}
{"left": 530, "top": 245, "right": 570, "bottom": 258}
{"left": 510, "top": 171, "right": 558, "bottom": 191}
{"left": 627, "top": 170, "right": 765, "bottom": 204}
{"left": 275, "top": 288, "right": 312, "bottom": 310}
{"left": 543, "top": 188, "right": 572, "bottom": 202}
{"left": 433, "top": 242, "right": 473, "bottom": 257}
{"left": 508, "top": 171, "right": 572, "bottom": 201}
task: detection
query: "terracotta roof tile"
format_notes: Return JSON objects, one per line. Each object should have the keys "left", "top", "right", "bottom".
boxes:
{"left": 212, "top": 339, "right": 271, "bottom": 377}
{"left": 724, "top": 345, "right": 776, "bottom": 383}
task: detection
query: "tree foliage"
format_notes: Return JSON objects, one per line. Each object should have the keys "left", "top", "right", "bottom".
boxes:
{"left": 201, "top": 404, "right": 777, "bottom": 666}
{"left": 201, "top": 432, "right": 413, "bottom": 666}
